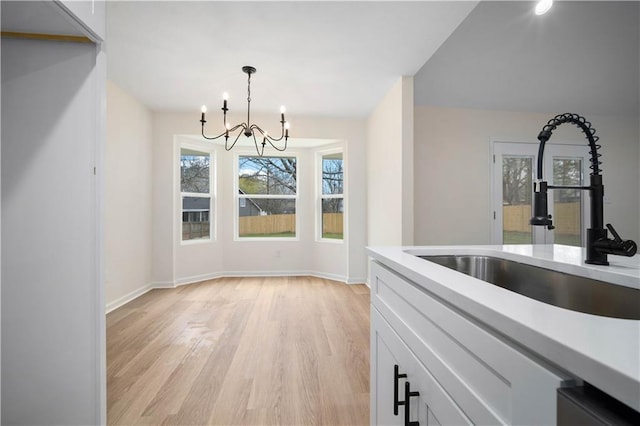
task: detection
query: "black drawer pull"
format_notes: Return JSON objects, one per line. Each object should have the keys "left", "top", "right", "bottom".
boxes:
{"left": 404, "top": 381, "right": 420, "bottom": 426}
{"left": 394, "top": 364, "right": 407, "bottom": 415}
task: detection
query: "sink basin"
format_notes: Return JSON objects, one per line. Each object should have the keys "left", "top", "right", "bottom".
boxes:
{"left": 419, "top": 255, "right": 640, "bottom": 320}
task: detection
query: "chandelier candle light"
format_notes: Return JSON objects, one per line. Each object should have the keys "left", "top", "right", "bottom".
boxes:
{"left": 200, "top": 65, "right": 290, "bottom": 156}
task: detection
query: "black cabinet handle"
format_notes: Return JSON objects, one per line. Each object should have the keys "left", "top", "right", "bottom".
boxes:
{"left": 404, "top": 381, "right": 420, "bottom": 426}
{"left": 394, "top": 364, "right": 407, "bottom": 415}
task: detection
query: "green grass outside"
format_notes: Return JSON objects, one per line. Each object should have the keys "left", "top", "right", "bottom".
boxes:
{"left": 240, "top": 232, "right": 296, "bottom": 238}
{"left": 322, "top": 233, "right": 343, "bottom": 240}
{"left": 503, "top": 231, "right": 532, "bottom": 244}
{"left": 555, "top": 234, "right": 581, "bottom": 247}
{"left": 504, "top": 231, "right": 580, "bottom": 247}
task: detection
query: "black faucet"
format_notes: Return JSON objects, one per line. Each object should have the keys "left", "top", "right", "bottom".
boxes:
{"left": 530, "top": 113, "right": 637, "bottom": 265}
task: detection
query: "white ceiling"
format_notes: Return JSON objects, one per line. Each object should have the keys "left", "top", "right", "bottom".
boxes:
{"left": 415, "top": 1, "right": 640, "bottom": 117}
{"left": 106, "top": 1, "right": 478, "bottom": 117}
{"left": 4, "top": 1, "right": 637, "bottom": 119}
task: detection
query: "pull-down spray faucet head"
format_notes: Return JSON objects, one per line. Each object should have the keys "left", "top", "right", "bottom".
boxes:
{"left": 530, "top": 181, "right": 554, "bottom": 229}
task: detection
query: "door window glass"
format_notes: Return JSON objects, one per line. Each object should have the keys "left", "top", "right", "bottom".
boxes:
{"left": 552, "top": 158, "right": 583, "bottom": 246}
{"left": 502, "top": 156, "right": 533, "bottom": 244}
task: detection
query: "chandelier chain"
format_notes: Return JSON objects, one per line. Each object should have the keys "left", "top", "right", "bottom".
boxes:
{"left": 247, "top": 72, "right": 251, "bottom": 103}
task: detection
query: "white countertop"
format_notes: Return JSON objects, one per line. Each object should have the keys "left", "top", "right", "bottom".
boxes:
{"left": 367, "top": 244, "right": 640, "bottom": 412}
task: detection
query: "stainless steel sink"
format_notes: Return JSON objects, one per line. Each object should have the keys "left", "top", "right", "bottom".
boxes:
{"left": 419, "top": 255, "right": 640, "bottom": 320}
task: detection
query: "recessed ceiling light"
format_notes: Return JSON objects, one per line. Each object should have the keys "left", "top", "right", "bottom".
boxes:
{"left": 535, "top": 0, "right": 553, "bottom": 15}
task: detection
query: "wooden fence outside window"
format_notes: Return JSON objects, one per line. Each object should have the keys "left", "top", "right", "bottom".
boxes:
{"left": 503, "top": 202, "right": 580, "bottom": 235}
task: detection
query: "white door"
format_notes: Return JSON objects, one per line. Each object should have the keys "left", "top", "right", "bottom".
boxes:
{"left": 492, "top": 141, "right": 589, "bottom": 246}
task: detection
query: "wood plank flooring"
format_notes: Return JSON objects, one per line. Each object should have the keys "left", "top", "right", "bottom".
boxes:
{"left": 107, "top": 276, "right": 370, "bottom": 425}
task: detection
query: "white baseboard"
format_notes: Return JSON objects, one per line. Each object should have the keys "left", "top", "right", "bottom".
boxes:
{"left": 174, "top": 272, "right": 224, "bottom": 286}
{"left": 220, "top": 270, "right": 314, "bottom": 278}
{"left": 150, "top": 281, "right": 176, "bottom": 289}
{"left": 106, "top": 284, "right": 153, "bottom": 314}
{"left": 219, "top": 270, "right": 350, "bottom": 283}
{"left": 346, "top": 276, "right": 367, "bottom": 285}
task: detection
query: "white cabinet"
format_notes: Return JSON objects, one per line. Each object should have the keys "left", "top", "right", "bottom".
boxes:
{"left": 1, "top": 3, "right": 105, "bottom": 422}
{"left": 370, "top": 260, "right": 571, "bottom": 425}
{"left": 54, "top": 0, "right": 106, "bottom": 41}
{"left": 372, "top": 307, "right": 472, "bottom": 426}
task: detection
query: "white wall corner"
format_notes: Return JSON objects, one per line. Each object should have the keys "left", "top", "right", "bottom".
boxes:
{"left": 346, "top": 276, "right": 368, "bottom": 285}
{"left": 151, "top": 281, "right": 178, "bottom": 289}
{"left": 366, "top": 77, "right": 405, "bottom": 247}
{"left": 401, "top": 76, "right": 415, "bottom": 246}
{"left": 174, "top": 272, "right": 225, "bottom": 287}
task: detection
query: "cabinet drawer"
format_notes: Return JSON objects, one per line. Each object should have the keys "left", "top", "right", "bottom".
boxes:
{"left": 371, "top": 261, "right": 570, "bottom": 425}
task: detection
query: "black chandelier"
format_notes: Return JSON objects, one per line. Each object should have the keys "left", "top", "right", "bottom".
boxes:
{"left": 200, "top": 65, "right": 290, "bottom": 156}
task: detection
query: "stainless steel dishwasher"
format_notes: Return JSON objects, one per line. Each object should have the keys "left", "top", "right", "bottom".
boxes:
{"left": 557, "top": 384, "right": 640, "bottom": 425}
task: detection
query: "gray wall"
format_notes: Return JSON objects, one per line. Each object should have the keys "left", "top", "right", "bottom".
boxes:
{"left": 413, "top": 1, "right": 640, "bottom": 246}
{"left": 1, "top": 37, "right": 103, "bottom": 425}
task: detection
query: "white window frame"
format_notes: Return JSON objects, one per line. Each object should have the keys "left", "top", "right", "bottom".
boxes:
{"left": 179, "top": 141, "right": 215, "bottom": 245}
{"left": 234, "top": 151, "right": 300, "bottom": 241}
{"left": 317, "top": 147, "right": 345, "bottom": 243}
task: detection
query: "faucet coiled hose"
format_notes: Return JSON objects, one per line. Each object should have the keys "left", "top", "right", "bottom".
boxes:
{"left": 536, "top": 113, "right": 602, "bottom": 179}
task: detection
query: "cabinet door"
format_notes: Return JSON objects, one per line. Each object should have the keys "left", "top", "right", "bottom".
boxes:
{"left": 372, "top": 304, "right": 473, "bottom": 426}
{"left": 372, "top": 321, "right": 404, "bottom": 426}
{"left": 426, "top": 406, "right": 442, "bottom": 426}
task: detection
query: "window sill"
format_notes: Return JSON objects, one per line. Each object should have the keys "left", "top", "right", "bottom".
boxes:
{"left": 318, "top": 238, "right": 345, "bottom": 244}
{"left": 234, "top": 237, "right": 300, "bottom": 242}
{"left": 180, "top": 238, "right": 213, "bottom": 246}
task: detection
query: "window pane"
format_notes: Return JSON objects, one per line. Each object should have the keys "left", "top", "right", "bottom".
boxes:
{"left": 239, "top": 156, "right": 297, "bottom": 195}
{"left": 502, "top": 156, "right": 533, "bottom": 244}
{"left": 238, "top": 198, "right": 296, "bottom": 238}
{"left": 181, "top": 149, "right": 210, "bottom": 193}
{"left": 322, "top": 153, "right": 343, "bottom": 195}
{"left": 553, "top": 158, "right": 583, "bottom": 247}
{"left": 182, "top": 196, "right": 210, "bottom": 240}
{"left": 322, "top": 198, "right": 343, "bottom": 239}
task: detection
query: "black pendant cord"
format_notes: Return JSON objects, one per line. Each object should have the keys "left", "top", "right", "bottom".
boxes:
{"left": 246, "top": 71, "right": 252, "bottom": 134}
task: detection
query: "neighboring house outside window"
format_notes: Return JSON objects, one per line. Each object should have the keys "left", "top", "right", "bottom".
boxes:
{"left": 238, "top": 189, "right": 265, "bottom": 217}
{"left": 181, "top": 147, "right": 212, "bottom": 242}
{"left": 319, "top": 150, "right": 344, "bottom": 240}
{"left": 237, "top": 155, "right": 297, "bottom": 238}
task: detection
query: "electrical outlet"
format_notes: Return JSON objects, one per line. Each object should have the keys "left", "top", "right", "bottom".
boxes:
{"left": 275, "top": 250, "right": 281, "bottom": 258}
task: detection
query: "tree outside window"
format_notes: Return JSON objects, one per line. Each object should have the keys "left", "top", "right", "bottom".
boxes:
{"left": 502, "top": 156, "right": 533, "bottom": 244}
{"left": 238, "top": 156, "right": 297, "bottom": 238}
{"left": 321, "top": 152, "right": 343, "bottom": 240}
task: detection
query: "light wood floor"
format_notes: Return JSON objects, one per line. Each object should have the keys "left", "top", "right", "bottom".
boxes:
{"left": 107, "top": 276, "right": 370, "bottom": 425}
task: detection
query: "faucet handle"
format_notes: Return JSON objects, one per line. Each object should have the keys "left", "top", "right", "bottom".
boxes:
{"left": 597, "top": 223, "right": 638, "bottom": 257}
{"left": 606, "top": 223, "right": 622, "bottom": 242}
